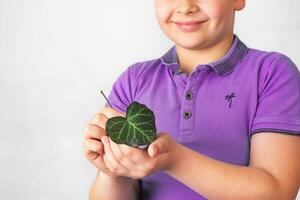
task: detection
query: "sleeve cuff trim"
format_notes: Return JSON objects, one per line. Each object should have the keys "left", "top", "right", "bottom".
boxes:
{"left": 251, "top": 128, "right": 300, "bottom": 136}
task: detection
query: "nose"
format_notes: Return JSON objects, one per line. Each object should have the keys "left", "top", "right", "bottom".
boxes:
{"left": 175, "top": 0, "right": 199, "bottom": 15}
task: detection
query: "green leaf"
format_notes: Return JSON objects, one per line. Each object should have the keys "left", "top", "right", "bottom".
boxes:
{"left": 105, "top": 101, "right": 157, "bottom": 147}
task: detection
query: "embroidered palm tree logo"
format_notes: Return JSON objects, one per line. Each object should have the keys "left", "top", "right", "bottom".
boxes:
{"left": 225, "top": 92, "right": 235, "bottom": 108}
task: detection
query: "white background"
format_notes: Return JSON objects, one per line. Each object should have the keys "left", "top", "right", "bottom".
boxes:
{"left": 0, "top": 0, "right": 299, "bottom": 199}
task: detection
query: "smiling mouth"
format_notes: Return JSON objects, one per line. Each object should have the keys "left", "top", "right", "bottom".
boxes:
{"left": 174, "top": 21, "right": 206, "bottom": 32}
{"left": 175, "top": 21, "right": 202, "bottom": 25}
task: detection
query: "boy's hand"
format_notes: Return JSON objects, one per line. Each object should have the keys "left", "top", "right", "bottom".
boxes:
{"left": 100, "top": 132, "right": 179, "bottom": 179}
{"left": 83, "top": 107, "right": 126, "bottom": 178}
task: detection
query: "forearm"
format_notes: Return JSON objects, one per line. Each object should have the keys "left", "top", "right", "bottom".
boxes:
{"left": 89, "top": 171, "right": 139, "bottom": 200}
{"left": 165, "top": 144, "right": 283, "bottom": 200}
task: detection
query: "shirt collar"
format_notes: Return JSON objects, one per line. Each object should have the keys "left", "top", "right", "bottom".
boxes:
{"left": 160, "top": 34, "right": 248, "bottom": 76}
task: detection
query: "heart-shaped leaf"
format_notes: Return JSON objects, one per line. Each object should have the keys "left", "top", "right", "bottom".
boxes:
{"left": 105, "top": 101, "right": 157, "bottom": 147}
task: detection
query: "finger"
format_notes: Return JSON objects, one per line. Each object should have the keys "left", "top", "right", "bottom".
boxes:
{"left": 148, "top": 133, "right": 170, "bottom": 157}
{"left": 101, "top": 106, "right": 126, "bottom": 118}
{"left": 109, "top": 137, "right": 137, "bottom": 170}
{"left": 109, "top": 139, "right": 144, "bottom": 179}
{"left": 84, "top": 139, "right": 103, "bottom": 154}
{"left": 90, "top": 113, "right": 109, "bottom": 130}
{"left": 83, "top": 139, "right": 104, "bottom": 164}
{"left": 118, "top": 143, "right": 150, "bottom": 164}
{"left": 101, "top": 136, "right": 129, "bottom": 175}
{"left": 83, "top": 143, "right": 99, "bottom": 161}
{"left": 148, "top": 145, "right": 158, "bottom": 158}
{"left": 118, "top": 143, "right": 158, "bottom": 178}
{"left": 91, "top": 154, "right": 117, "bottom": 177}
{"left": 83, "top": 141, "right": 112, "bottom": 174}
{"left": 84, "top": 123, "right": 106, "bottom": 140}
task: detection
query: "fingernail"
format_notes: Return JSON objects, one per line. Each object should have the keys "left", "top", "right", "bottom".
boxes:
{"left": 101, "top": 136, "right": 106, "bottom": 143}
{"left": 153, "top": 146, "right": 157, "bottom": 156}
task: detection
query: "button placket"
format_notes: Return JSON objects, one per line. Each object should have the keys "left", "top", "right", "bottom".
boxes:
{"left": 182, "top": 75, "right": 195, "bottom": 122}
{"left": 182, "top": 90, "right": 193, "bottom": 122}
{"left": 179, "top": 70, "right": 204, "bottom": 134}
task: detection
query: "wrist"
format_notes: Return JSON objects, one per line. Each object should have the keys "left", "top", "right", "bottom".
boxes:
{"left": 164, "top": 142, "right": 185, "bottom": 174}
{"left": 97, "top": 170, "right": 133, "bottom": 183}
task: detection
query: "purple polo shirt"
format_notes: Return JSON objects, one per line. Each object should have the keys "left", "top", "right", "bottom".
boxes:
{"left": 104, "top": 34, "right": 300, "bottom": 200}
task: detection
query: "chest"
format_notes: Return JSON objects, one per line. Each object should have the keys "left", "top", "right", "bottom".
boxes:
{"left": 134, "top": 69, "right": 258, "bottom": 165}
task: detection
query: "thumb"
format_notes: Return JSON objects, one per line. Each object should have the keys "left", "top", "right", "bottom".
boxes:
{"left": 148, "top": 145, "right": 158, "bottom": 158}
{"left": 147, "top": 133, "right": 170, "bottom": 158}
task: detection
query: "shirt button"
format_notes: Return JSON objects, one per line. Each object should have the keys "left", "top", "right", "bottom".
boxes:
{"left": 185, "top": 91, "right": 193, "bottom": 100}
{"left": 175, "top": 69, "right": 183, "bottom": 75}
{"left": 183, "top": 111, "right": 192, "bottom": 119}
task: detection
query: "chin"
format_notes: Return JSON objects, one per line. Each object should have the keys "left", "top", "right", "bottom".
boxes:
{"left": 168, "top": 32, "right": 208, "bottom": 48}
{"left": 174, "top": 40, "right": 209, "bottom": 50}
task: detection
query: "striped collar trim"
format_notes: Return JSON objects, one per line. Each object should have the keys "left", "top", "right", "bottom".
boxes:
{"left": 160, "top": 35, "right": 248, "bottom": 76}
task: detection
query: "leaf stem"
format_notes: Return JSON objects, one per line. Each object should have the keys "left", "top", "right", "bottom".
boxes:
{"left": 100, "top": 90, "right": 112, "bottom": 107}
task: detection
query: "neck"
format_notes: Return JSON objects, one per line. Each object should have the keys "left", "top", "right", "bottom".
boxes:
{"left": 175, "top": 34, "right": 235, "bottom": 75}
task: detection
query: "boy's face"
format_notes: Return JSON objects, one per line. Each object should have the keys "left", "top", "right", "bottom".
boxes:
{"left": 154, "top": 0, "right": 245, "bottom": 50}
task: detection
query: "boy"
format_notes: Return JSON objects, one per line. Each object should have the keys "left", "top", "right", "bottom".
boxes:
{"left": 83, "top": 0, "right": 300, "bottom": 199}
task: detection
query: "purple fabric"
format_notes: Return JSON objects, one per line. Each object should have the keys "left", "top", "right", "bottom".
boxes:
{"left": 105, "top": 35, "right": 300, "bottom": 200}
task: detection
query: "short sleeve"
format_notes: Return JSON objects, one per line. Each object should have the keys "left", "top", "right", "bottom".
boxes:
{"left": 104, "top": 64, "right": 137, "bottom": 113}
{"left": 250, "top": 53, "right": 300, "bottom": 137}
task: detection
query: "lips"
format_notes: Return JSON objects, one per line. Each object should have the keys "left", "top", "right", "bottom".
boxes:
{"left": 174, "top": 20, "right": 206, "bottom": 32}
{"left": 175, "top": 21, "right": 202, "bottom": 25}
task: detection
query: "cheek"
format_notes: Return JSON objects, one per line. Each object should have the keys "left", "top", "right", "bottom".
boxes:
{"left": 155, "top": 1, "right": 173, "bottom": 23}
{"left": 203, "top": 4, "right": 222, "bottom": 19}
{"left": 155, "top": 9, "right": 171, "bottom": 24}
{"left": 201, "top": 0, "right": 230, "bottom": 17}
{"left": 203, "top": 3, "right": 233, "bottom": 25}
